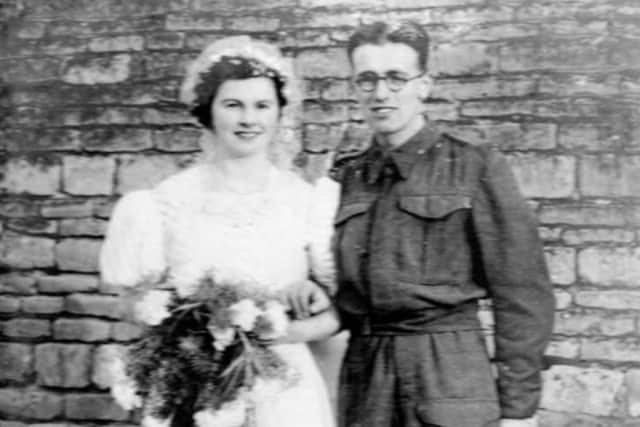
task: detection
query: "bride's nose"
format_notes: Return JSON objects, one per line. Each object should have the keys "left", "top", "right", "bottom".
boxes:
{"left": 238, "top": 106, "right": 259, "bottom": 126}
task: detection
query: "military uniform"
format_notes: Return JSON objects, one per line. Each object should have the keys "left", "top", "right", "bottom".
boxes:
{"left": 332, "top": 123, "right": 554, "bottom": 427}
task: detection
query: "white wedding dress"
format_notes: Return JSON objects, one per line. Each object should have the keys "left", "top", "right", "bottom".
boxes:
{"left": 100, "top": 163, "right": 340, "bottom": 427}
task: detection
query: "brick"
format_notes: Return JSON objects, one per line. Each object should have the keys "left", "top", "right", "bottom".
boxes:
{"left": 35, "top": 344, "right": 92, "bottom": 388}
{"left": 0, "top": 233, "right": 56, "bottom": 269}
{"left": 303, "top": 101, "right": 351, "bottom": 124}
{"left": 505, "top": 154, "right": 575, "bottom": 198}
{"left": 3, "top": 128, "right": 82, "bottom": 152}
{"left": 153, "top": 128, "right": 201, "bottom": 152}
{"left": 555, "top": 311, "right": 635, "bottom": 337}
{"left": 145, "top": 32, "right": 185, "bottom": 50}
{"left": 320, "top": 79, "right": 353, "bottom": 101}
{"left": 562, "top": 229, "right": 635, "bottom": 245}
{"left": 540, "top": 365, "right": 624, "bottom": 416}
{"left": 53, "top": 318, "right": 111, "bottom": 342}
{"left": 142, "top": 107, "right": 192, "bottom": 125}
{"left": 93, "top": 198, "right": 117, "bottom": 219}
{"left": 82, "top": 128, "right": 154, "bottom": 152}
{"left": 192, "top": 0, "right": 294, "bottom": 10}
{"left": 111, "top": 321, "right": 143, "bottom": 341}
{"left": 184, "top": 33, "right": 223, "bottom": 50}
{"left": 38, "top": 274, "right": 100, "bottom": 293}
{"left": 0, "top": 343, "right": 33, "bottom": 383}
{"left": 460, "top": 99, "right": 536, "bottom": 117}
{"left": 58, "top": 218, "right": 107, "bottom": 237}
{"left": 0, "top": 58, "right": 61, "bottom": 83}
{"left": 444, "top": 122, "right": 556, "bottom": 150}
{"left": 579, "top": 247, "right": 640, "bottom": 287}
{"left": 544, "top": 247, "right": 576, "bottom": 286}
{"left": 539, "top": 226, "right": 562, "bottom": 242}
{"left": 0, "top": 274, "right": 37, "bottom": 295}
{"left": 16, "top": 21, "right": 46, "bottom": 39}
{"left": 41, "top": 199, "right": 94, "bottom": 218}
{"left": 431, "top": 76, "right": 537, "bottom": 101}
{"left": 0, "top": 155, "right": 61, "bottom": 195}
{"left": 546, "top": 338, "right": 580, "bottom": 359}
{"left": 6, "top": 217, "right": 58, "bottom": 235}
{"left": 65, "top": 393, "right": 129, "bottom": 421}
{"left": 580, "top": 155, "right": 640, "bottom": 197}
{"left": 296, "top": 48, "right": 351, "bottom": 79}
{"left": 499, "top": 41, "right": 539, "bottom": 72}
{"left": 226, "top": 16, "right": 280, "bottom": 32}
{"left": 539, "top": 204, "right": 626, "bottom": 226}
{"left": 55, "top": 239, "right": 101, "bottom": 273}
{"left": 165, "top": 13, "right": 224, "bottom": 31}
{"left": 539, "top": 74, "right": 622, "bottom": 98}
{"left": 0, "top": 199, "right": 39, "bottom": 218}
{"left": 423, "top": 102, "right": 459, "bottom": 121}
{"left": 611, "top": 39, "right": 640, "bottom": 68}
{"left": 303, "top": 124, "right": 347, "bottom": 152}
{"left": 450, "top": 22, "right": 538, "bottom": 42}
{"left": 558, "top": 123, "right": 623, "bottom": 152}
{"left": 89, "top": 36, "right": 144, "bottom": 52}
{"left": 3, "top": 318, "right": 50, "bottom": 339}
{"left": 430, "top": 43, "right": 498, "bottom": 76}
{"left": 92, "top": 344, "right": 127, "bottom": 389}
{"left": 626, "top": 370, "right": 640, "bottom": 417}
{"left": 62, "top": 54, "right": 131, "bottom": 85}
{"left": 432, "top": 5, "right": 514, "bottom": 23}
{"left": 62, "top": 156, "right": 116, "bottom": 196}
{"left": 581, "top": 338, "right": 640, "bottom": 363}
{"left": 66, "top": 294, "right": 124, "bottom": 319}
{"left": 116, "top": 154, "right": 187, "bottom": 193}
{"left": 22, "top": 296, "right": 65, "bottom": 314}
{"left": 576, "top": 291, "right": 640, "bottom": 310}
{"left": 0, "top": 296, "right": 21, "bottom": 313}
{"left": 0, "top": 389, "right": 63, "bottom": 420}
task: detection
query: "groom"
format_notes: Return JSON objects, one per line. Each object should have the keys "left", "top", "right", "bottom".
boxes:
{"left": 325, "top": 21, "right": 554, "bottom": 427}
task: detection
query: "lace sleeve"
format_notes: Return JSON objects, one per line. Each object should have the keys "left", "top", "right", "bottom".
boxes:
{"left": 99, "top": 190, "right": 166, "bottom": 288}
{"left": 306, "top": 177, "right": 341, "bottom": 295}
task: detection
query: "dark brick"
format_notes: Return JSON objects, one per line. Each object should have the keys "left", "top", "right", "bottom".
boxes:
{"left": 66, "top": 294, "right": 125, "bottom": 319}
{"left": 35, "top": 344, "right": 92, "bottom": 388}
{"left": 38, "top": 274, "right": 100, "bottom": 293}
{"left": 22, "top": 296, "right": 65, "bottom": 314}
{"left": 0, "top": 389, "right": 63, "bottom": 420}
{"left": 53, "top": 318, "right": 111, "bottom": 342}
{"left": 0, "top": 343, "right": 33, "bottom": 383}
{"left": 3, "top": 318, "right": 51, "bottom": 339}
{"left": 64, "top": 393, "right": 129, "bottom": 421}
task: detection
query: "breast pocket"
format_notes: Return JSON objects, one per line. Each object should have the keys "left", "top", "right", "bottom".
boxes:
{"left": 333, "top": 201, "right": 373, "bottom": 283}
{"left": 397, "top": 194, "right": 472, "bottom": 287}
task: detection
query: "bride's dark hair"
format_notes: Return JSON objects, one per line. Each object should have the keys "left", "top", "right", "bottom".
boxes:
{"left": 189, "top": 55, "right": 288, "bottom": 129}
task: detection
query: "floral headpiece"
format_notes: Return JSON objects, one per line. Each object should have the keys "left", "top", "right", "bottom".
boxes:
{"left": 179, "top": 35, "right": 296, "bottom": 108}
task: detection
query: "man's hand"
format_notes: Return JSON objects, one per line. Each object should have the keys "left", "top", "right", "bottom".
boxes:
{"left": 499, "top": 416, "right": 538, "bottom": 427}
{"left": 285, "top": 280, "right": 331, "bottom": 319}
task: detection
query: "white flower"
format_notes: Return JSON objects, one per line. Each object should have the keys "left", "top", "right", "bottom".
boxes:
{"left": 112, "top": 377, "right": 143, "bottom": 410}
{"left": 209, "top": 326, "right": 236, "bottom": 351}
{"left": 141, "top": 415, "right": 172, "bottom": 427}
{"left": 194, "top": 399, "right": 247, "bottom": 427}
{"left": 258, "top": 300, "right": 289, "bottom": 340}
{"left": 134, "top": 290, "right": 172, "bottom": 325}
{"left": 249, "top": 377, "right": 284, "bottom": 404}
{"left": 228, "top": 299, "right": 261, "bottom": 331}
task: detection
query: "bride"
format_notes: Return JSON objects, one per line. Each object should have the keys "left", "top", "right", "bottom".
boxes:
{"left": 100, "top": 36, "right": 341, "bottom": 427}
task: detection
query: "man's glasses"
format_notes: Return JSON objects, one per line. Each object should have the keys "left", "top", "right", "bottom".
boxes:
{"left": 353, "top": 71, "right": 424, "bottom": 92}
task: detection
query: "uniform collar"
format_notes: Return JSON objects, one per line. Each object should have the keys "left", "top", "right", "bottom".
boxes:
{"left": 365, "top": 122, "right": 441, "bottom": 183}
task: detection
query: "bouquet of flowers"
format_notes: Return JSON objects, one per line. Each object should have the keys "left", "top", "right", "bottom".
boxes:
{"left": 109, "top": 276, "right": 297, "bottom": 427}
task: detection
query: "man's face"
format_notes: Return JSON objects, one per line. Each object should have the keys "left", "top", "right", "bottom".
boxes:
{"left": 351, "top": 42, "right": 430, "bottom": 143}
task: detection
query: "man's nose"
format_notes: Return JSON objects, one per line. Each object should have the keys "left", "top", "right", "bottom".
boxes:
{"left": 373, "top": 78, "right": 391, "bottom": 100}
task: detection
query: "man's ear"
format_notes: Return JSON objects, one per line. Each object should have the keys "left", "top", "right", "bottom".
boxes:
{"left": 418, "top": 73, "right": 433, "bottom": 101}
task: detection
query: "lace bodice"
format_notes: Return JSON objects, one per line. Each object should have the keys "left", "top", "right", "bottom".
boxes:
{"left": 100, "top": 164, "right": 339, "bottom": 296}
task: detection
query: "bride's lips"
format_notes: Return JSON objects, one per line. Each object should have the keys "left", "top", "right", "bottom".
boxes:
{"left": 370, "top": 106, "right": 397, "bottom": 118}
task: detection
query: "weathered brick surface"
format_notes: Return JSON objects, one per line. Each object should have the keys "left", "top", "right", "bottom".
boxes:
{"left": 2, "top": 1, "right": 639, "bottom": 425}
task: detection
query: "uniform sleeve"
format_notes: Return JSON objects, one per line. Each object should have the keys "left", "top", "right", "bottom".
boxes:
{"left": 100, "top": 190, "right": 167, "bottom": 288}
{"left": 306, "top": 177, "right": 341, "bottom": 295}
{"left": 471, "top": 149, "right": 555, "bottom": 419}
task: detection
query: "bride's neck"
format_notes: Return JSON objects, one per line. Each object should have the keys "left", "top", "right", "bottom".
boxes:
{"left": 208, "top": 152, "right": 272, "bottom": 193}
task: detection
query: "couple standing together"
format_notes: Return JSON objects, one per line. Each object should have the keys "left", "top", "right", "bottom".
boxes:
{"left": 101, "top": 21, "right": 554, "bottom": 427}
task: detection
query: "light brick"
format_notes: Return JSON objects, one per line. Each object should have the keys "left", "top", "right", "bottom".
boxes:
{"left": 0, "top": 343, "right": 33, "bottom": 383}
{"left": 576, "top": 290, "right": 640, "bottom": 310}
{"left": 22, "top": 296, "right": 65, "bottom": 314}
{"left": 64, "top": 393, "right": 128, "bottom": 421}
{"left": 562, "top": 229, "right": 635, "bottom": 245}
{"left": 82, "top": 128, "right": 154, "bottom": 152}
{"left": 0, "top": 233, "right": 56, "bottom": 268}
{"left": 430, "top": 42, "right": 498, "bottom": 76}
{"left": 62, "top": 54, "right": 131, "bottom": 85}
{"left": 546, "top": 338, "right": 580, "bottom": 359}
{"left": 581, "top": 338, "right": 640, "bottom": 363}
{"left": 0, "top": 296, "right": 21, "bottom": 313}
{"left": 145, "top": 32, "right": 185, "bottom": 50}
{"left": 92, "top": 344, "right": 127, "bottom": 389}
{"left": 505, "top": 154, "right": 575, "bottom": 198}
{"left": 55, "top": 238, "right": 101, "bottom": 272}
{"left": 545, "top": 247, "right": 576, "bottom": 286}
{"left": 59, "top": 218, "right": 108, "bottom": 236}
{"left": 539, "top": 226, "right": 563, "bottom": 242}
{"left": 3, "top": 318, "right": 50, "bottom": 339}
{"left": 38, "top": 274, "right": 99, "bottom": 293}
{"left": 0, "top": 274, "right": 37, "bottom": 295}
{"left": 66, "top": 294, "right": 124, "bottom": 319}
{"left": 41, "top": 199, "right": 94, "bottom": 218}
{"left": 116, "top": 154, "right": 186, "bottom": 193}
{"left": 6, "top": 217, "right": 57, "bottom": 235}
{"left": 35, "top": 344, "right": 92, "bottom": 388}
{"left": 460, "top": 99, "right": 536, "bottom": 117}
{"left": 0, "top": 156, "right": 61, "bottom": 195}
{"left": 111, "top": 321, "right": 143, "bottom": 341}
{"left": 153, "top": 128, "right": 202, "bottom": 152}
{"left": 296, "top": 48, "right": 351, "bottom": 79}
{"left": 539, "top": 204, "right": 626, "bottom": 226}
{"left": 555, "top": 311, "right": 635, "bottom": 336}
{"left": 165, "top": 13, "right": 224, "bottom": 30}
{"left": 53, "top": 318, "right": 111, "bottom": 341}
{"left": 626, "top": 370, "right": 640, "bottom": 417}
{"left": 0, "top": 389, "right": 63, "bottom": 420}
{"left": 555, "top": 290, "right": 572, "bottom": 310}
{"left": 63, "top": 156, "right": 116, "bottom": 195}
{"left": 89, "top": 36, "right": 144, "bottom": 52}
{"left": 578, "top": 247, "right": 640, "bottom": 287}
{"left": 540, "top": 365, "right": 624, "bottom": 416}
{"left": 226, "top": 15, "right": 280, "bottom": 31}
{"left": 580, "top": 155, "right": 640, "bottom": 197}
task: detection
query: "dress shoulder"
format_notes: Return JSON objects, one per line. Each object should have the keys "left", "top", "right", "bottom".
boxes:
{"left": 99, "top": 190, "right": 166, "bottom": 288}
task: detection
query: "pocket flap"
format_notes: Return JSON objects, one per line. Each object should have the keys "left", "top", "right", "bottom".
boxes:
{"left": 398, "top": 194, "right": 471, "bottom": 219}
{"left": 334, "top": 202, "right": 371, "bottom": 225}
{"left": 416, "top": 400, "right": 500, "bottom": 427}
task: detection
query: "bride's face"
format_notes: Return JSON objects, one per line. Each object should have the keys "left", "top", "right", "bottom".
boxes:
{"left": 210, "top": 77, "right": 281, "bottom": 158}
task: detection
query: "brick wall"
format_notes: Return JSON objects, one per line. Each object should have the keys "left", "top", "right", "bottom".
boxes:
{"left": 1, "top": 0, "right": 639, "bottom": 425}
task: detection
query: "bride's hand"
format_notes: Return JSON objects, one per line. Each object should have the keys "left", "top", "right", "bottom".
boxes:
{"left": 285, "top": 280, "right": 331, "bottom": 319}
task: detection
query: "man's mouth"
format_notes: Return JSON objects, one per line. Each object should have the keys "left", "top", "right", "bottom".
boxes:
{"left": 234, "top": 131, "right": 262, "bottom": 139}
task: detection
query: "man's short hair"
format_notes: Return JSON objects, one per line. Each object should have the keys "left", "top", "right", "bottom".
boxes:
{"left": 347, "top": 21, "right": 430, "bottom": 71}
